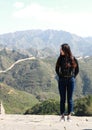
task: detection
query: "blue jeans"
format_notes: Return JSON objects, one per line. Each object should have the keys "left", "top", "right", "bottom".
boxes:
{"left": 58, "top": 77, "right": 75, "bottom": 115}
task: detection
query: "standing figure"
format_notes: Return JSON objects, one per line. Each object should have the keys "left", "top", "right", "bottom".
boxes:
{"left": 55, "top": 43, "right": 79, "bottom": 121}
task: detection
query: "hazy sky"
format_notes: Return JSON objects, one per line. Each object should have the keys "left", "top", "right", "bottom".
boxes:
{"left": 0, "top": 0, "right": 92, "bottom": 37}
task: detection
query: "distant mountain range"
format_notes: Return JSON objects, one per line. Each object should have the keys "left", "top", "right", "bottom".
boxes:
{"left": 0, "top": 29, "right": 92, "bottom": 114}
{"left": 0, "top": 29, "right": 92, "bottom": 57}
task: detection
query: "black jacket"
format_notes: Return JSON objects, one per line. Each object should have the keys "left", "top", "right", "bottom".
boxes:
{"left": 55, "top": 55, "right": 79, "bottom": 78}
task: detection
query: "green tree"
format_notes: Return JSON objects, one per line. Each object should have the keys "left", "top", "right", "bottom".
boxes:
{"left": 74, "top": 95, "right": 92, "bottom": 116}
{"left": 24, "top": 99, "right": 60, "bottom": 115}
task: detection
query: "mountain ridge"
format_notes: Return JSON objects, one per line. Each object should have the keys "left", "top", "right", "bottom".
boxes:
{"left": 0, "top": 30, "right": 92, "bottom": 114}
{"left": 0, "top": 29, "right": 92, "bottom": 56}
{"left": 0, "top": 48, "right": 92, "bottom": 97}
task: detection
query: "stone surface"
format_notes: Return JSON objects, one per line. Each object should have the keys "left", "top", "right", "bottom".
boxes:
{"left": 0, "top": 102, "right": 5, "bottom": 115}
{"left": 0, "top": 115, "right": 92, "bottom": 130}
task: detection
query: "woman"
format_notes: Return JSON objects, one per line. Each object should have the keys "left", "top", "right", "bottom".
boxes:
{"left": 55, "top": 43, "right": 79, "bottom": 121}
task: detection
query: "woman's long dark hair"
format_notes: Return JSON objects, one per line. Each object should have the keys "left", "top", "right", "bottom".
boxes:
{"left": 61, "top": 43, "right": 77, "bottom": 68}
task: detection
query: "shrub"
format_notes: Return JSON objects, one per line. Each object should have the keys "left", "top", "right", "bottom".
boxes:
{"left": 24, "top": 99, "right": 60, "bottom": 115}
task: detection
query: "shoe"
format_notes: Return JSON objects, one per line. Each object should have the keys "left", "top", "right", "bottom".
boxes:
{"left": 60, "top": 114, "right": 65, "bottom": 122}
{"left": 67, "top": 115, "right": 72, "bottom": 122}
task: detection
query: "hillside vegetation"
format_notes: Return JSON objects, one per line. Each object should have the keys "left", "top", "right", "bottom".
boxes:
{"left": 0, "top": 49, "right": 92, "bottom": 114}
{"left": 0, "top": 83, "right": 38, "bottom": 114}
{"left": 25, "top": 95, "right": 92, "bottom": 116}
{"left": 0, "top": 29, "right": 92, "bottom": 115}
